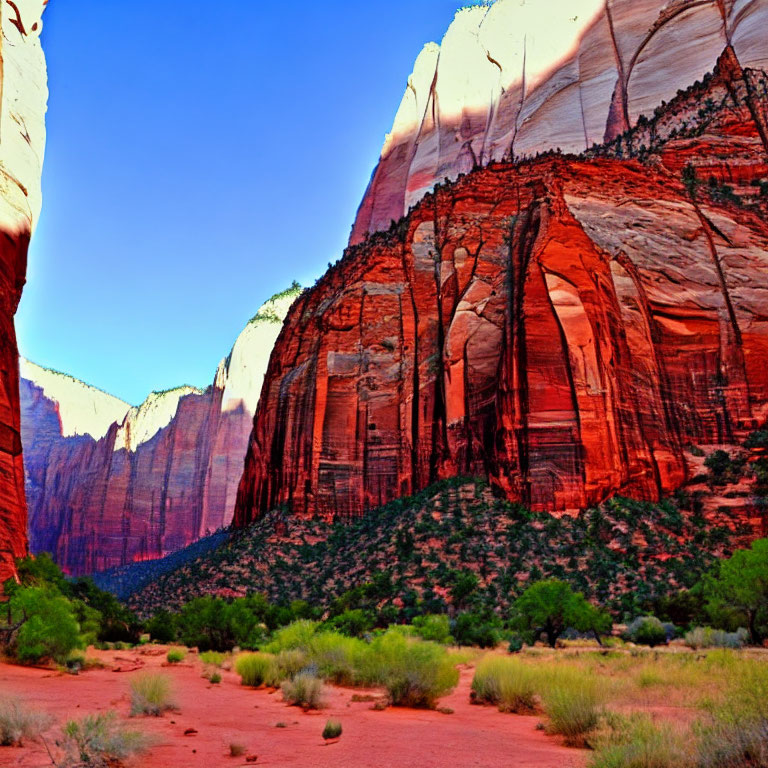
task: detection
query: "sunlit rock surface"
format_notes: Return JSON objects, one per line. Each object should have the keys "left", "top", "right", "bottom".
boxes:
{"left": 21, "top": 286, "right": 301, "bottom": 575}
{"left": 351, "top": 0, "right": 768, "bottom": 243}
{"left": 234, "top": 51, "right": 768, "bottom": 526}
{"left": 0, "top": 0, "right": 49, "bottom": 583}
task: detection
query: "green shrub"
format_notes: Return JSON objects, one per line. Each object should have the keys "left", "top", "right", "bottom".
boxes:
{"left": 209, "top": 671, "right": 222, "bottom": 684}
{"left": 507, "top": 633, "right": 524, "bottom": 653}
{"left": 129, "top": 672, "right": 175, "bottom": 716}
{"left": 61, "top": 712, "right": 149, "bottom": 768}
{"left": 199, "top": 650, "right": 226, "bottom": 667}
{"left": 275, "top": 649, "right": 308, "bottom": 679}
{"left": 588, "top": 713, "right": 690, "bottom": 768}
{"left": 471, "top": 656, "right": 537, "bottom": 713}
{"left": 367, "top": 631, "right": 459, "bottom": 708}
{"left": 453, "top": 612, "right": 501, "bottom": 648}
{"left": 542, "top": 669, "right": 603, "bottom": 746}
{"left": 412, "top": 615, "right": 453, "bottom": 645}
{"left": 235, "top": 653, "right": 279, "bottom": 687}
{"left": 166, "top": 648, "right": 186, "bottom": 664}
{"left": 624, "top": 617, "right": 668, "bottom": 647}
{"left": 322, "top": 719, "right": 342, "bottom": 740}
{"left": 307, "top": 632, "right": 366, "bottom": 685}
{"left": 281, "top": 673, "right": 325, "bottom": 709}
{"left": 264, "top": 620, "right": 319, "bottom": 653}
{"left": 145, "top": 611, "right": 177, "bottom": 644}
{"left": 326, "top": 609, "right": 374, "bottom": 637}
{"left": 9, "top": 587, "right": 83, "bottom": 664}
{"left": 0, "top": 697, "right": 53, "bottom": 746}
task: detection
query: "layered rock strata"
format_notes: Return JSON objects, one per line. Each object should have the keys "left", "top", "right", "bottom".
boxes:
{"left": 21, "top": 287, "right": 300, "bottom": 575}
{"left": 351, "top": 0, "right": 768, "bottom": 243}
{"left": 0, "top": 0, "right": 49, "bottom": 583}
{"left": 234, "top": 51, "right": 768, "bottom": 525}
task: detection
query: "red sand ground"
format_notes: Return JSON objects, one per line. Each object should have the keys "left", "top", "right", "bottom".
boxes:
{"left": 0, "top": 647, "right": 587, "bottom": 768}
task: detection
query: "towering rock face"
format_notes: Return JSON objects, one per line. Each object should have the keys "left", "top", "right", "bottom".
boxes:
{"left": 0, "top": 0, "right": 49, "bottom": 583}
{"left": 21, "top": 286, "right": 301, "bottom": 575}
{"left": 351, "top": 0, "right": 768, "bottom": 244}
{"left": 234, "top": 51, "right": 768, "bottom": 526}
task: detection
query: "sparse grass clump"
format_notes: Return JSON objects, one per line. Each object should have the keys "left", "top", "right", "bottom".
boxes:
{"left": 281, "top": 673, "right": 325, "bottom": 709}
{"left": 322, "top": 719, "right": 342, "bottom": 740}
{"left": 588, "top": 713, "right": 690, "bottom": 768}
{"left": 129, "top": 672, "right": 175, "bottom": 716}
{"left": 60, "top": 712, "right": 149, "bottom": 768}
{"left": 229, "top": 742, "right": 246, "bottom": 757}
{"left": 366, "top": 631, "right": 459, "bottom": 708}
{"left": 471, "top": 656, "right": 537, "bottom": 713}
{"left": 166, "top": 648, "right": 186, "bottom": 664}
{"left": 542, "top": 670, "right": 604, "bottom": 746}
{"left": 0, "top": 697, "right": 52, "bottom": 746}
{"left": 684, "top": 627, "right": 748, "bottom": 650}
{"left": 235, "top": 653, "right": 279, "bottom": 687}
{"left": 208, "top": 671, "right": 222, "bottom": 684}
{"left": 199, "top": 650, "right": 226, "bottom": 667}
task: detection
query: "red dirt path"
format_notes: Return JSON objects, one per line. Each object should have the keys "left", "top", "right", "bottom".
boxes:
{"left": 0, "top": 647, "right": 587, "bottom": 768}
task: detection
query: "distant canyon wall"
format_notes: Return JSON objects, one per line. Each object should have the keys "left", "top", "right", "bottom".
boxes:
{"left": 0, "top": 0, "right": 49, "bottom": 583}
{"left": 351, "top": 0, "right": 768, "bottom": 243}
{"left": 21, "top": 287, "right": 300, "bottom": 575}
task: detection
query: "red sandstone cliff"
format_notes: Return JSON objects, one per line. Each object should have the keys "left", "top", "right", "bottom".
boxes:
{"left": 0, "top": 1, "right": 49, "bottom": 584}
{"left": 20, "top": 287, "right": 300, "bottom": 576}
{"left": 234, "top": 50, "right": 768, "bottom": 526}
{"left": 351, "top": 0, "right": 768, "bottom": 244}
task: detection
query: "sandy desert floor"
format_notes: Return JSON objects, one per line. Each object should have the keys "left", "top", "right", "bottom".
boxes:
{"left": 0, "top": 646, "right": 587, "bottom": 768}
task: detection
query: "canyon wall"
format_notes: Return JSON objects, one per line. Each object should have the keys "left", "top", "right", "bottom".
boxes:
{"left": 0, "top": 0, "right": 49, "bottom": 583}
{"left": 351, "top": 0, "right": 768, "bottom": 243}
{"left": 234, "top": 50, "right": 768, "bottom": 525}
{"left": 21, "top": 286, "right": 300, "bottom": 575}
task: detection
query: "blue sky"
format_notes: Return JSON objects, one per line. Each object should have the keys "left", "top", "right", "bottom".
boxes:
{"left": 17, "top": 1, "right": 478, "bottom": 405}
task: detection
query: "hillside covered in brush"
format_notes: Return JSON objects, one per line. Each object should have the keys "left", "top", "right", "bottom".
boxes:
{"left": 119, "top": 475, "right": 753, "bottom": 621}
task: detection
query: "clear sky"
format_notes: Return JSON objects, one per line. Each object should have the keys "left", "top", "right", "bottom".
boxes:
{"left": 17, "top": 0, "right": 481, "bottom": 405}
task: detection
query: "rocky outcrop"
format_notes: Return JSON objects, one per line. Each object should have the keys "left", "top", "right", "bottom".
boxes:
{"left": 234, "top": 51, "right": 768, "bottom": 526}
{"left": 0, "top": 1, "right": 49, "bottom": 583}
{"left": 351, "top": 0, "right": 768, "bottom": 244}
{"left": 21, "top": 286, "right": 301, "bottom": 575}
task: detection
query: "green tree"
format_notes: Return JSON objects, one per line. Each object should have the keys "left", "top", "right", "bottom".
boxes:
{"left": 512, "top": 579, "right": 611, "bottom": 648}
{"left": 705, "top": 538, "right": 768, "bottom": 644}
{"left": 9, "top": 587, "right": 83, "bottom": 663}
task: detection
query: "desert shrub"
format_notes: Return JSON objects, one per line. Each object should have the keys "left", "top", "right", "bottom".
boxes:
{"left": 507, "top": 633, "right": 524, "bottom": 653}
{"left": 60, "top": 712, "right": 148, "bottom": 768}
{"left": 264, "top": 620, "right": 319, "bottom": 653}
{"left": 684, "top": 626, "right": 748, "bottom": 650}
{"left": 235, "top": 652, "right": 279, "bottom": 687}
{"left": 274, "top": 649, "right": 308, "bottom": 679}
{"left": 281, "top": 673, "right": 325, "bottom": 709}
{"left": 9, "top": 587, "right": 83, "bottom": 664}
{"left": 624, "top": 616, "right": 668, "bottom": 647}
{"left": 308, "top": 632, "right": 366, "bottom": 685}
{"left": 412, "top": 614, "right": 453, "bottom": 645}
{"left": 326, "top": 609, "right": 374, "bottom": 637}
{"left": 166, "top": 648, "right": 186, "bottom": 664}
{"left": 199, "top": 650, "right": 226, "bottom": 666}
{"left": 471, "top": 656, "right": 537, "bottom": 713}
{"left": 322, "top": 719, "right": 342, "bottom": 740}
{"left": 453, "top": 612, "right": 502, "bottom": 648}
{"left": 588, "top": 713, "right": 690, "bottom": 768}
{"left": 145, "top": 611, "right": 177, "bottom": 644}
{"left": 209, "top": 671, "right": 222, "bottom": 684}
{"left": 0, "top": 697, "right": 52, "bottom": 746}
{"left": 696, "top": 718, "right": 768, "bottom": 768}
{"left": 230, "top": 742, "right": 246, "bottom": 757}
{"left": 129, "top": 672, "right": 175, "bottom": 716}
{"left": 366, "top": 631, "right": 459, "bottom": 708}
{"left": 542, "top": 669, "right": 603, "bottom": 746}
